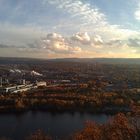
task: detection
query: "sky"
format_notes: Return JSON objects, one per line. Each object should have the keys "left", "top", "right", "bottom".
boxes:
{"left": 0, "top": 0, "right": 140, "bottom": 58}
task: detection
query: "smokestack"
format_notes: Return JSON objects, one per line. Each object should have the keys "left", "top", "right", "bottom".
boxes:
{"left": 0, "top": 77, "right": 2, "bottom": 87}
{"left": 22, "top": 79, "right": 26, "bottom": 85}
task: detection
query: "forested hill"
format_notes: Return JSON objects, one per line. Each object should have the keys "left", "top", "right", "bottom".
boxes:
{"left": 0, "top": 57, "right": 140, "bottom": 65}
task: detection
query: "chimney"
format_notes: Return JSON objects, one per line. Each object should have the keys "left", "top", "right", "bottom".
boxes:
{"left": 0, "top": 77, "right": 2, "bottom": 87}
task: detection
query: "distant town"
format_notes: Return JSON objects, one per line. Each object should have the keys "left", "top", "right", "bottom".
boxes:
{"left": 0, "top": 57, "right": 140, "bottom": 140}
{"left": 0, "top": 58, "right": 140, "bottom": 118}
{"left": 0, "top": 57, "right": 140, "bottom": 96}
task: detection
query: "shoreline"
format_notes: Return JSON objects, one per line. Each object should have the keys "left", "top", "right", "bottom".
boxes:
{"left": 0, "top": 106, "right": 131, "bottom": 115}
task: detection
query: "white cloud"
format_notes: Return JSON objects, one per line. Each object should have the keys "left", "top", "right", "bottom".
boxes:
{"left": 1, "top": 29, "right": 139, "bottom": 57}
{"left": 135, "top": 2, "right": 140, "bottom": 21}
{"left": 44, "top": 0, "right": 140, "bottom": 43}
{"left": 41, "top": 33, "right": 82, "bottom": 54}
{"left": 0, "top": 0, "right": 140, "bottom": 58}
{"left": 45, "top": 0, "right": 107, "bottom": 28}
{"left": 71, "top": 32, "right": 90, "bottom": 44}
{"left": 135, "top": 10, "right": 140, "bottom": 21}
{"left": 93, "top": 35, "right": 103, "bottom": 45}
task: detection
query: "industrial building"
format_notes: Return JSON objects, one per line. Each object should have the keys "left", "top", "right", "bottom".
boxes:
{"left": 36, "top": 81, "right": 47, "bottom": 87}
{"left": 0, "top": 77, "right": 47, "bottom": 94}
{"left": 0, "top": 84, "right": 34, "bottom": 94}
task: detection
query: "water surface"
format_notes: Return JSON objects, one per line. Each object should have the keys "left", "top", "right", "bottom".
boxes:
{"left": 0, "top": 111, "right": 111, "bottom": 139}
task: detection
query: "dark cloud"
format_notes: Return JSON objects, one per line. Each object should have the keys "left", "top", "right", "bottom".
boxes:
{"left": 0, "top": 43, "right": 26, "bottom": 49}
{"left": 106, "top": 39, "right": 122, "bottom": 46}
{"left": 128, "top": 38, "right": 140, "bottom": 47}
{"left": 0, "top": 44, "right": 14, "bottom": 48}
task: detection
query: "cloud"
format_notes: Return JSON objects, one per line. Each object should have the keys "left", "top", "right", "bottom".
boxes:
{"left": 71, "top": 32, "right": 90, "bottom": 44}
{"left": 0, "top": 43, "right": 26, "bottom": 49}
{"left": 45, "top": 0, "right": 140, "bottom": 43}
{"left": 93, "top": 35, "right": 103, "bottom": 45}
{"left": 101, "top": 37, "right": 140, "bottom": 56}
{"left": 106, "top": 39, "right": 123, "bottom": 46}
{"left": 41, "top": 33, "right": 82, "bottom": 54}
{"left": 135, "top": 10, "right": 140, "bottom": 21}
{"left": 4, "top": 30, "right": 139, "bottom": 56}
{"left": 0, "top": 0, "right": 140, "bottom": 58}
{"left": 0, "top": 32, "right": 85, "bottom": 55}
{"left": 128, "top": 38, "right": 140, "bottom": 47}
{"left": 135, "top": 2, "right": 140, "bottom": 21}
{"left": 0, "top": 44, "right": 13, "bottom": 48}
{"left": 71, "top": 32, "right": 104, "bottom": 48}
{"left": 45, "top": 0, "right": 107, "bottom": 27}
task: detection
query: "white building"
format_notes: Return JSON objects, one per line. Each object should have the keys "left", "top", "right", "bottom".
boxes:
{"left": 0, "top": 84, "right": 34, "bottom": 94}
{"left": 36, "top": 81, "right": 47, "bottom": 87}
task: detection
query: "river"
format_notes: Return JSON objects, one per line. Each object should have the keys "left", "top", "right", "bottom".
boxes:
{"left": 0, "top": 111, "right": 112, "bottom": 140}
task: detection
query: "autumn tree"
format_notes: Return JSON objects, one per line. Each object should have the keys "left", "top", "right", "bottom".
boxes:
{"left": 73, "top": 121, "right": 102, "bottom": 140}
{"left": 25, "top": 130, "right": 52, "bottom": 140}
{"left": 102, "top": 113, "right": 135, "bottom": 140}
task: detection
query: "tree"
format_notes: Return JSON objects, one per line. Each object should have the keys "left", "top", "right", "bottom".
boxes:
{"left": 103, "top": 113, "right": 135, "bottom": 140}
{"left": 73, "top": 121, "right": 102, "bottom": 140}
{"left": 25, "top": 130, "right": 52, "bottom": 140}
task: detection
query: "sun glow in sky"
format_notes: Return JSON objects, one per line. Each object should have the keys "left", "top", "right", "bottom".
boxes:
{"left": 0, "top": 0, "right": 140, "bottom": 58}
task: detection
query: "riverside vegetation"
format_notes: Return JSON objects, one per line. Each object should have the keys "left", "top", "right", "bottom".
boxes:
{"left": 0, "top": 84, "right": 140, "bottom": 114}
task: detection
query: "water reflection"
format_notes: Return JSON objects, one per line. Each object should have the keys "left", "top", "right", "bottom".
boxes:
{"left": 0, "top": 111, "right": 111, "bottom": 140}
